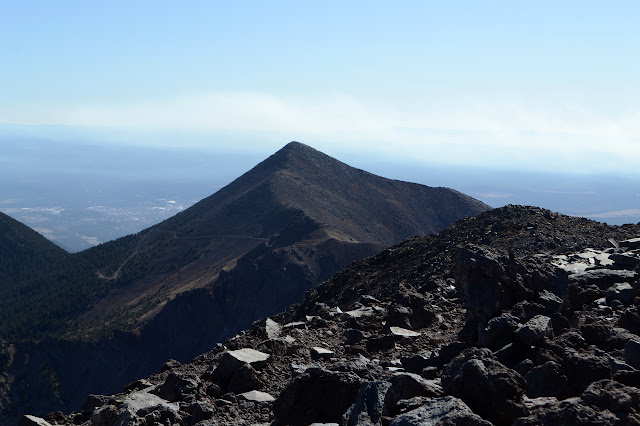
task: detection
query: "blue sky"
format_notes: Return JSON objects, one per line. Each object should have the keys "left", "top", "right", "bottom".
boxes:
{"left": 2, "top": 1, "right": 639, "bottom": 174}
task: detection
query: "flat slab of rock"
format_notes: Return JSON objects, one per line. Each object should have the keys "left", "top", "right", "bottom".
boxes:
{"left": 606, "top": 282, "right": 635, "bottom": 304}
{"left": 284, "top": 321, "right": 306, "bottom": 330}
{"left": 554, "top": 260, "right": 591, "bottom": 274}
{"left": 238, "top": 390, "right": 275, "bottom": 402}
{"left": 124, "top": 390, "right": 180, "bottom": 414}
{"left": 213, "top": 348, "right": 271, "bottom": 382}
{"left": 621, "top": 237, "right": 640, "bottom": 249}
{"left": 18, "top": 415, "right": 52, "bottom": 426}
{"left": 389, "top": 327, "right": 421, "bottom": 338}
{"left": 264, "top": 318, "right": 282, "bottom": 339}
{"left": 225, "top": 348, "right": 270, "bottom": 367}
{"left": 570, "top": 269, "right": 637, "bottom": 287}
{"left": 340, "top": 306, "right": 377, "bottom": 320}
{"left": 311, "top": 346, "right": 334, "bottom": 360}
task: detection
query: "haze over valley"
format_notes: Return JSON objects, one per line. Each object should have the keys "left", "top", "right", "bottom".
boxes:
{"left": 2, "top": 137, "right": 638, "bottom": 252}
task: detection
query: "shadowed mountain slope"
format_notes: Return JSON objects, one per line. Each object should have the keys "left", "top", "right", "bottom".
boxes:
{"left": 68, "top": 141, "right": 490, "bottom": 338}
{"left": 28, "top": 205, "right": 640, "bottom": 425}
{"left": 0, "top": 142, "right": 489, "bottom": 419}
{"left": 0, "top": 211, "right": 68, "bottom": 283}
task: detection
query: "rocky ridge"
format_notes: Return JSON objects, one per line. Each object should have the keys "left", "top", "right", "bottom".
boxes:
{"left": 23, "top": 206, "right": 640, "bottom": 425}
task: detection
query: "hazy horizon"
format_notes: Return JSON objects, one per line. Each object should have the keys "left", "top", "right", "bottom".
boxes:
{"left": 2, "top": 2, "right": 639, "bottom": 249}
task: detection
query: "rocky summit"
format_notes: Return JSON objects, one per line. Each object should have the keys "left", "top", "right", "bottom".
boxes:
{"left": 23, "top": 205, "right": 640, "bottom": 425}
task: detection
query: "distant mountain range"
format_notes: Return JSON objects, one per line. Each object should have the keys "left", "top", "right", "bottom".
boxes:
{"left": 0, "top": 141, "right": 489, "bottom": 420}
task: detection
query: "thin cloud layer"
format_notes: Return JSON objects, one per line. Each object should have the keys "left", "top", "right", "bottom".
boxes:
{"left": 2, "top": 91, "right": 639, "bottom": 174}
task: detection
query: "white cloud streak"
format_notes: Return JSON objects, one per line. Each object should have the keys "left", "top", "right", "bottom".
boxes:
{"left": 2, "top": 91, "right": 639, "bottom": 174}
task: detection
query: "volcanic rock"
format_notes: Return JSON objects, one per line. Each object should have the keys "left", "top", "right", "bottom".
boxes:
{"left": 564, "top": 350, "right": 612, "bottom": 395}
{"left": 479, "top": 312, "right": 520, "bottom": 349}
{"left": 624, "top": 339, "right": 640, "bottom": 370}
{"left": 515, "top": 315, "right": 554, "bottom": 346}
{"left": 525, "top": 361, "right": 570, "bottom": 399}
{"left": 441, "top": 347, "right": 528, "bottom": 425}
{"left": 388, "top": 396, "right": 492, "bottom": 426}
{"left": 153, "top": 372, "right": 199, "bottom": 403}
{"left": 384, "top": 372, "right": 443, "bottom": 415}
{"left": 343, "top": 381, "right": 391, "bottom": 426}
{"left": 273, "top": 368, "right": 361, "bottom": 425}
{"left": 22, "top": 208, "right": 640, "bottom": 425}
{"left": 605, "top": 282, "right": 635, "bottom": 305}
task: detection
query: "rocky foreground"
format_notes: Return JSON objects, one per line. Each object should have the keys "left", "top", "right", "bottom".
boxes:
{"left": 22, "top": 206, "right": 640, "bottom": 425}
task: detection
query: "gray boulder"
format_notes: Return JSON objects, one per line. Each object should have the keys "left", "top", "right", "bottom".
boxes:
{"left": 273, "top": 367, "right": 361, "bottom": 425}
{"left": 537, "top": 290, "right": 563, "bottom": 314}
{"left": 208, "top": 348, "right": 270, "bottom": 387}
{"left": 514, "top": 397, "right": 619, "bottom": 425}
{"left": 389, "top": 396, "right": 492, "bottom": 426}
{"left": 518, "top": 379, "right": 640, "bottom": 425}
{"left": 580, "top": 379, "right": 640, "bottom": 419}
{"left": 154, "top": 372, "right": 199, "bottom": 402}
{"left": 620, "top": 306, "right": 640, "bottom": 334}
{"left": 345, "top": 329, "right": 365, "bottom": 345}
{"left": 479, "top": 313, "right": 520, "bottom": 349}
{"left": 441, "top": 348, "right": 528, "bottom": 425}
{"left": 400, "top": 352, "right": 436, "bottom": 374}
{"left": 183, "top": 400, "right": 216, "bottom": 423}
{"left": 625, "top": 339, "right": 640, "bottom": 369}
{"left": 570, "top": 269, "right": 637, "bottom": 290}
{"left": 524, "top": 361, "right": 569, "bottom": 399}
{"left": 564, "top": 350, "right": 612, "bottom": 395}
{"left": 387, "top": 372, "right": 442, "bottom": 403}
{"left": 227, "top": 363, "right": 263, "bottom": 393}
{"left": 454, "top": 245, "right": 567, "bottom": 343}
{"left": 342, "top": 381, "right": 391, "bottom": 426}
{"left": 515, "top": 315, "right": 553, "bottom": 347}
{"left": 606, "top": 282, "right": 635, "bottom": 305}
{"left": 609, "top": 253, "right": 640, "bottom": 269}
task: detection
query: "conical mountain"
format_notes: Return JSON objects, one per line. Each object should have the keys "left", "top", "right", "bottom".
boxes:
{"left": 71, "top": 141, "right": 489, "bottom": 337}
{"left": 166, "top": 141, "right": 487, "bottom": 244}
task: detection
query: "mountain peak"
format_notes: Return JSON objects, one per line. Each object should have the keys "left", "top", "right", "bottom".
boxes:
{"left": 281, "top": 140, "right": 312, "bottom": 151}
{"left": 268, "top": 141, "right": 333, "bottom": 169}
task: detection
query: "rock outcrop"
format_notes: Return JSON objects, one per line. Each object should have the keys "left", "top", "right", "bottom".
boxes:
{"left": 19, "top": 206, "right": 640, "bottom": 425}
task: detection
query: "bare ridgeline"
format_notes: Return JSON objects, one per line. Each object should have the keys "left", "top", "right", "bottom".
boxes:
{"left": 16, "top": 204, "right": 640, "bottom": 425}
